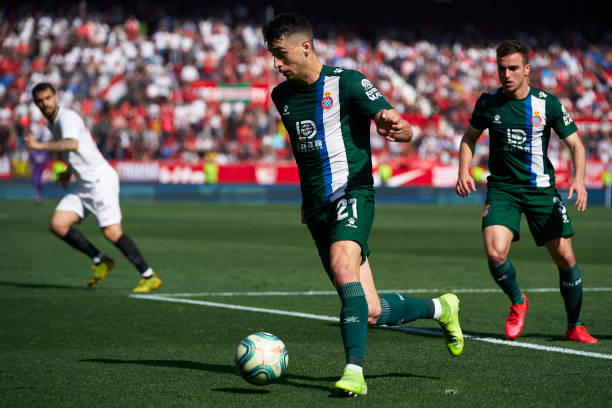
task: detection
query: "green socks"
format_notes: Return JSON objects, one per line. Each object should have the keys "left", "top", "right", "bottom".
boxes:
{"left": 375, "top": 294, "right": 434, "bottom": 326}
{"left": 489, "top": 259, "right": 524, "bottom": 304}
{"left": 559, "top": 264, "right": 583, "bottom": 328}
{"left": 338, "top": 282, "right": 369, "bottom": 367}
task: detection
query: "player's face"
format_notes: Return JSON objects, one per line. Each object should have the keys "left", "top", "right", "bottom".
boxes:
{"left": 33, "top": 88, "right": 59, "bottom": 120}
{"left": 497, "top": 53, "right": 531, "bottom": 95}
{"left": 268, "top": 35, "right": 310, "bottom": 82}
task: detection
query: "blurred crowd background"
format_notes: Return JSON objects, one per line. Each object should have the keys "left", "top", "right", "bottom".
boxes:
{"left": 1, "top": 0, "right": 611, "bottom": 177}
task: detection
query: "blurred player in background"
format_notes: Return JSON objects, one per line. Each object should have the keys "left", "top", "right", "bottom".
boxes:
{"left": 264, "top": 12, "right": 464, "bottom": 397}
{"left": 456, "top": 40, "right": 596, "bottom": 344}
{"left": 24, "top": 82, "right": 162, "bottom": 293}
{"left": 29, "top": 148, "right": 48, "bottom": 204}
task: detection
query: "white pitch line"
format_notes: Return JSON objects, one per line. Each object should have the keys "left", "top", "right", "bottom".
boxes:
{"left": 131, "top": 294, "right": 339, "bottom": 321}
{"left": 152, "top": 287, "right": 612, "bottom": 298}
{"left": 130, "top": 293, "right": 612, "bottom": 361}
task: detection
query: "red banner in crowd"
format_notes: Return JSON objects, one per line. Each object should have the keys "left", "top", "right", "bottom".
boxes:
{"left": 190, "top": 81, "right": 269, "bottom": 109}
{"left": 6, "top": 158, "right": 608, "bottom": 188}
{"left": 106, "top": 158, "right": 609, "bottom": 188}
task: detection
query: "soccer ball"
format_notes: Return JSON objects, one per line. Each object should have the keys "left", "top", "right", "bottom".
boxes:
{"left": 235, "top": 332, "right": 288, "bottom": 386}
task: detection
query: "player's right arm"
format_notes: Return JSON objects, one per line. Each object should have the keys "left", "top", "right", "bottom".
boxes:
{"left": 456, "top": 127, "right": 482, "bottom": 197}
{"left": 24, "top": 133, "right": 78, "bottom": 152}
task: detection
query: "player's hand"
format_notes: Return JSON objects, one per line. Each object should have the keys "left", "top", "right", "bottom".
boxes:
{"left": 56, "top": 171, "right": 70, "bottom": 190}
{"left": 456, "top": 172, "right": 476, "bottom": 197}
{"left": 568, "top": 179, "right": 587, "bottom": 211}
{"left": 375, "top": 110, "right": 413, "bottom": 142}
{"left": 23, "top": 133, "right": 40, "bottom": 150}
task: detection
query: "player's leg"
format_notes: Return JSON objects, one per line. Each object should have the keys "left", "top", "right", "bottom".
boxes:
{"left": 482, "top": 189, "right": 528, "bottom": 339}
{"left": 484, "top": 224, "right": 529, "bottom": 339}
{"left": 330, "top": 241, "right": 367, "bottom": 364}
{"left": 545, "top": 237, "right": 581, "bottom": 326}
{"left": 330, "top": 240, "right": 368, "bottom": 397}
{"left": 483, "top": 225, "right": 524, "bottom": 304}
{"left": 101, "top": 223, "right": 161, "bottom": 293}
{"left": 101, "top": 223, "right": 150, "bottom": 275}
{"left": 528, "top": 191, "right": 595, "bottom": 343}
{"left": 52, "top": 195, "right": 104, "bottom": 261}
{"left": 360, "top": 258, "right": 434, "bottom": 327}
{"left": 363, "top": 259, "right": 463, "bottom": 356}
{"left": 52, "top": 195, "right": 113, "bottom": 286}
{"left": 50, "top": 209, "right": 99, "bottom": 256}
{"left": 305, "top": 213, "right": 367, "bottom": 395}
{"left": 544, "top": 238, "right": 596, "bottom": 344}
{"left": 357, "top": 258, "right": 381, "bottom": 324}
{"left": 89, "top": 168, "right": 160, "bottom": 292}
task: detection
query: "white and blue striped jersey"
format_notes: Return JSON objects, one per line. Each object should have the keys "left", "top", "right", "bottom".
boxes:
{"left": 271, "top": 65, "right": 391, "bottom": 217}
{"left": 469, "top": 86, "right": 578, "bottom": 190}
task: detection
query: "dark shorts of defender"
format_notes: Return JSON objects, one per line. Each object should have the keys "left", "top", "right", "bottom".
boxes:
{"left": 482, "top": 186, "right": 574, "bottom": 246}
{"left": 306, "top": 193, "right": 375, "bottom": 278}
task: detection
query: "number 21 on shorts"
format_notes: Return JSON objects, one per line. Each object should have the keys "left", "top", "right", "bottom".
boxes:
{"left": 336, "top": 198, "right": 357, "bottom": 221}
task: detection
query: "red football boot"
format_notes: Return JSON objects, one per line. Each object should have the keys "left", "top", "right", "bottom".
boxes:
{"left": 505, "top": 293, "right": 529, "bottom": 339}
{"left": 564, "top": 325, "right": 598, "bottom": 344}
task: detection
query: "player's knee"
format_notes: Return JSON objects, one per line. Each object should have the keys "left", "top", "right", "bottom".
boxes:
{"left": 49, "top": 220, "right": 69, "bottom": 237}
{"left": 556, "top": 250, "right": 576, "bottom": 269}
{"left": 102, "top": 225, "right": 123, "bottom": 243}
{"left": 547, "top": 238, "right": 576, "bottom": 268}
{"left": 485, "top": 248, "right": 507, "bottom": 266}
{"left": 331, "top": 264, "right": 353, "bottom": 285}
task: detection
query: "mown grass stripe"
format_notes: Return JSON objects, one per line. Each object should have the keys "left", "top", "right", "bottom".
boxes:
{"left": 131, "top": 293, "right": 612, "bottom": 360}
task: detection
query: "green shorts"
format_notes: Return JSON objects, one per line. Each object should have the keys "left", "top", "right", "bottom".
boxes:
{"left": 306, "top": 193, "right": 375, "bottom": 274}
{"left": 482, "top": 187, "right": 574, "bottom": 246}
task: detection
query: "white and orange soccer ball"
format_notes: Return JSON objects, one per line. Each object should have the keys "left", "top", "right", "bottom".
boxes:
{"left": 235, "top": 332, "right": 288, "bottom": 385}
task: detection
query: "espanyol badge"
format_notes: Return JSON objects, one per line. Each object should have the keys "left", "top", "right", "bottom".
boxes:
{"left": 531, "top": 111, "right": 543, "bottom": 126}
{"left": 321, "top": 91, "right": 333, "bottom": 109}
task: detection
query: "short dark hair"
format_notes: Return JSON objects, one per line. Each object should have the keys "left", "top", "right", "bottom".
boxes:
{"left": 32, "top": 82, "right": 56, "bottom": 97}
{"left": 496, "top": 40, "right": 529, "bottom": 65}
{"left": 262, "top": 12, "right": 314, "bottom": 47}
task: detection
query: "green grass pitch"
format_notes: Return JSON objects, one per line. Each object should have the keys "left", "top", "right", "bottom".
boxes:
{"left": 1, "top": 199, "right": 610, "bottom": 407}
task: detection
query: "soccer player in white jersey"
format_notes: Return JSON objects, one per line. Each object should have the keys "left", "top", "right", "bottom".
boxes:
{"left": 24, "top": 82, "right": 161, "bottom": 293}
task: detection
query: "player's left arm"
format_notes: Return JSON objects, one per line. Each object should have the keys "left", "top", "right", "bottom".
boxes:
{"left": 24, "top": 134, "right": 78, "bottom": 152}
{"left": 562, "top": 132, "right": 587, "bottom": 211}
{"left": 374, "top": 109, "right": 413, "bottom": 142}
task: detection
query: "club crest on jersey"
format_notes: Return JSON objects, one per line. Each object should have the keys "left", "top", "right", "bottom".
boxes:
{"left": 531, "top": 111, "right": 543, "bottom": 127}
{"left": 321, "top": 92, "right": 333, "bottom": 110}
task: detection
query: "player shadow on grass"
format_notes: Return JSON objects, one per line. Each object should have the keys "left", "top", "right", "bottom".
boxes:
{"left": 0, "top": 280, "right": 90, "bottom": 290}
{"left": 81, "top": 359, "right": 438, "bottom": 393}
{"left": 376, "top": 323, "right": 610, "bottom": 344}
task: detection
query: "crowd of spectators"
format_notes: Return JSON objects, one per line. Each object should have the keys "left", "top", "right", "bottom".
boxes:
{"left": 1, "top": 4, "right": 611, "bottom": 175}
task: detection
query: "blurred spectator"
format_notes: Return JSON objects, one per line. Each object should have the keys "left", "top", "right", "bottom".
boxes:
{"left": 0, "top": 2, "right": 610, "bottom": 172}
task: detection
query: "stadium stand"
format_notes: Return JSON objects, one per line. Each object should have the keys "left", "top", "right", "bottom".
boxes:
{"left": 0, "top": 1, "right": 610, "bottom": 183}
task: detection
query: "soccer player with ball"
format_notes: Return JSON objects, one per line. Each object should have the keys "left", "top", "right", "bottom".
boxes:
{"left": 25, "top": 82, "right": 162, "bottom": 293}
{"left": 456, "top": 40, "right": 597, "bottom": 344}
{"left": 263, "top": 13, "right": 464, "bottom": 397}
